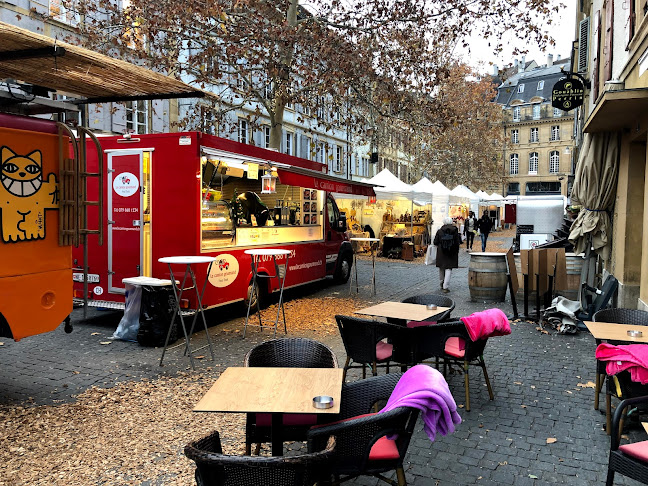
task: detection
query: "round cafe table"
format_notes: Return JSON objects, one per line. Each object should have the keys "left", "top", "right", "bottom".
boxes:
{"left": 349, "top": 237, "right": 380, "bottom": 296}
{"left": 158, "top": 256, "right": 216, "bottom": 369}
{"left": 243, "top": 249, "right": 292, "bottom": 338}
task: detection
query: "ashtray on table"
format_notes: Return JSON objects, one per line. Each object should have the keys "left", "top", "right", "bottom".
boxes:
{"left": 312, "top": 396, "right": 334, "bottom": 409}
{"left": 628, "top": 330, "right": 643, "bottom": 337}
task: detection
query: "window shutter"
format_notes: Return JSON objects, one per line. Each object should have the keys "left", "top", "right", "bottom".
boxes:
{"left": 627, "top": 0, "right": 636, "bottom": 47}
{"left": 592, "top": 10, "right": 601, "bottom": 100}
{"left": 578, "top": 17, "right": 590, "bottom": 72}
{"left": 604, "top": 0, "right": 614, "bottom": 82}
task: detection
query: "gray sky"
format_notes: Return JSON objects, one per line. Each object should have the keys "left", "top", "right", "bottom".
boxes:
{"left": 460, "top": 1, "right": 577, "bottom": 74}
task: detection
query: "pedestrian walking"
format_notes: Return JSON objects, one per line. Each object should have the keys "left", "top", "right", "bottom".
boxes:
{"left": 463, "top": 211, "right": 478, "bottom": 251}
{"left": 477, "top": 211, "right": 493, "bottom": 252}
{"left": 433, "top": 217, "right": 461, "bottom": 293}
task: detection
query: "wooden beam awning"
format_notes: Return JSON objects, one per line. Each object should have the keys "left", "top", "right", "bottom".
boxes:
{"left": 0, "top": 21, "right": 207, "bottom": 103}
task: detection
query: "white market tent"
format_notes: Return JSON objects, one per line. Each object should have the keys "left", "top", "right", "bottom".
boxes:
{"left": 412, "top": 177, "right": 462, "bottom": 235}
{"left": 451, "top": 185, "right": 480, "bottom": 215}
{"left": 475, "top": 190, "right": 491, "bottom": 199}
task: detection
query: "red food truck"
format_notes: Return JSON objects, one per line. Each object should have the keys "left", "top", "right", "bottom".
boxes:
{"left": 72, "top": 132, "right": 375, "bottom": 310}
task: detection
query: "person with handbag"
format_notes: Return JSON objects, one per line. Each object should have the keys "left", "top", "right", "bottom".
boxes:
{"left": 463, "top": 211, "right": 478, "bottom": 251}
{"left": 433, "top": 217, "right": 461, "bottom": 293}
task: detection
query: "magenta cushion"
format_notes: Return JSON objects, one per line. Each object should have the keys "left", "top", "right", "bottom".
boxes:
{"left": 444, "top": 337, "right": 466, "bottom": 358}
{"left": 619, "top": 441, "right": 648, "bottom": 462}
{"left": 255, "top": 413, "right": 317, "bottom": 427}
{"left": 406, "top": 320, "right": 437, "bottom": 328}
{"left": 376, "top": 341, "right": 393, "bottom": 361}
{"left": 369, "top": 436, "right": 401, "bottom": 461}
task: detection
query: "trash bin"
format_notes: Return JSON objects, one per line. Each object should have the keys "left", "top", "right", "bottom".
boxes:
{"left": 112, "top": 284, "right": 142, "bottom": 342}
{"left": 137, "top": 285, "right": 179, "bottom": 347}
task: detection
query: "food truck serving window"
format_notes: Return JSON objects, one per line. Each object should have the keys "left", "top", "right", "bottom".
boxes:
{"left": 201, "top": 156, "right": 324, "bottom": 251}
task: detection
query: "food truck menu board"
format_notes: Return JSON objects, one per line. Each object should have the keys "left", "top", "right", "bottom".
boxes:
{"left": 302, "top": 189, "right": 319, "bottom": 226}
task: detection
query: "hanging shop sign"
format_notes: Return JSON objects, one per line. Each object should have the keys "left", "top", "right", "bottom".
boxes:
{"left": 552, "top": 78, "right": 584, "bottom": 112}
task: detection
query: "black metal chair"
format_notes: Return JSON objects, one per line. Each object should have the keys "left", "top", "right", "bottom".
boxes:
{"left": 307, "top": 373, "right": 419, "bottom": 486}
{"left": 400, "top": 294, "right": 455, "bottom": 323}
{"left": 405, "top": 320, "right": 494, "bottom": 412}
{"left": 185, "top": 430, "right": 336, "bottom": 486}
{"left": 335, "top": 315, "right": 401, "bottom": 381}
{"left": 593, "top": 308, "right": 648, "bottom": 431}
{"left": 607, "top": 395, "right": 648, "bottom": 486}
{"left": 244, "top": 338, "right": 338, "bottom": 455}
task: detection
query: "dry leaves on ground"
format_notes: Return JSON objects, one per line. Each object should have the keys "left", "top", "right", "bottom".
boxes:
{"left": 256, "top": 296, "right": 372, "bottom": 336}
{"left": 0, "top": 372, "right": 244, "bottom": 486}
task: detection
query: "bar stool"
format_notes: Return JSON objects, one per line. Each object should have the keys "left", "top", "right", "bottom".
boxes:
{"left": 244, "top": 249, "right": 292, "bottom": 338}
{"left": 349, "top": 237, "right": 379, "bottom": 296}
{"left": 158, "top": 256, "right": 216, "bottom": 369}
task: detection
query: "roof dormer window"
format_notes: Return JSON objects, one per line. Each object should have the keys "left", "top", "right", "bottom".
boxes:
{"left": 518, "top": 84, "right": 525, "bottom": 93}
{"left": 537, "top": 80, "right": 544, "bottom": 90}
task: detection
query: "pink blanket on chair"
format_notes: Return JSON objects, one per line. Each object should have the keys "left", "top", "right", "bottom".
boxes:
{"left": 595, "top": 343, "right": 648, "bottom": 385}
{"left": 460, "top": 308, "right": 511, "bottom": 341}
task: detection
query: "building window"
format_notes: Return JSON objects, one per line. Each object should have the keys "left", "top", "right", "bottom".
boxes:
{"left": 511, "top": 129, "right": 519, "bottom": 144}
{"left": 263, "top": 126, "right": 271, "bottom": 149}
{"left": 126, "top": 101, "right": 149, "bottom": 134}
{"left": 526, "top": 181, "right": 561, "bottom": 194}
{"left": 537, "top": 80, "right": 544, "bottom": 90}
{"left": 508, "top": 182, "right": 520, "bottom": 195}
{"left": 550, "top": 125, "right": 560, "bottom": 141}
{"left": 530, "top": 127, "right": 539, "bottom": 143}
{"left": 285, "top": 131, "right": 294, "bottom": 155}
{"left": 549, "top": 151, "right": 560, "bottom": 173}
{"left": 302, "top": 135, "right": 312, "bottom": 159}
{"left": 513, "top": 106, "right": 521, "bottom": 121}
{"left": 238, "top": 119, "right": 248, "bottom": 144}
{"left": 334, "top": 145, "right": 343, "bottom": 172}
{"left": 553, "top": 107, "right": 562, "bottom": 117}
{"left": 532, "top": 104, "right": 541, "bottom": 119}
{"left": 518, "top": 84, "right": 525, "bottom": 93}
{"left": 509, "top": 154, "right": 519, "bottom": 175}
{"left": 316, "top": 142, "right": 325, "bottom": 164}
{"left": 529, "top": 152, "right": 539, "bottom": 174}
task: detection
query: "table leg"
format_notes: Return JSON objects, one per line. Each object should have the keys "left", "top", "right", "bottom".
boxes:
{"left": 160, "top": 264, "right": 195, "bottom": 369}
{"left": 274, "top": 254, "right": 289, "bottom": 336}
{"left": 244, "top": 257, "right": 261, "bottom": 339}
{"left": 185, "top": 264, "right": 216, "bottom": 361}
{"left": 271, "top": 412, "right": 283, "bottom": 456}
{"left": 371, "top": 244, "right": 376, "bottom": 296}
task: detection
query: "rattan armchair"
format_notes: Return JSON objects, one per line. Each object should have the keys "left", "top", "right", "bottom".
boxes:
{"left": 307, "top": 373, "right": 419, "bottom": 486}
{"left": 335, "top": 315, "right": 401, "bottom": 381}
{"left": 607, "top": 395, "right": 648, "bottom": 485}
{"left": 405, "top": 320, "right": 494, "bottom": 412}
{"left": 244, "top": 338, "right": 338, "bottom": 455}
{"left": 401, "top": 294, "right": 455, "bottom": 323}
{"left": 185, "top": 430, "right": 336, "bottom": 486}
{"left": 593, "top": 308, "right": 648, "bottom": 431}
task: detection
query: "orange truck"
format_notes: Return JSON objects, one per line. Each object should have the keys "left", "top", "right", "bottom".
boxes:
{"left": 0, "top": 113, "right": 102, "bottom": 341}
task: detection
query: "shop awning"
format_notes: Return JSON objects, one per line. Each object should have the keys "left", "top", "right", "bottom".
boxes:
{"left": 0, "top": 21, "right": 207, "bottom": 104}
{"left": 277, "top": 167, "right": 375, "bottom": 197}
{"left": 584, "top": 88, "right": 648, "bottom": 133}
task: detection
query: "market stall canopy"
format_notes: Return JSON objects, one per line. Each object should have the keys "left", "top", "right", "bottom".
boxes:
{"left": 367, "top": 168, "right": 428, "bottom": 201}
{"left": 475, "top": 190, "right": 490, "bottom": 199}
{"left": 568, "top": 132, "right": 620, "bottom": 259}
{"left": 0, "top": 21, "right": 207, "bottom": 104}
{"left": 431, "top": 180, "right": 451, "bottom": 195}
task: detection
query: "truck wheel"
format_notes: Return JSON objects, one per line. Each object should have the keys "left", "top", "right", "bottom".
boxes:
{"left": 244, "top": 279, "right": 266, "bottom": 311}
{"left": 333, "top": 254, "right": 352, "bottom": 284}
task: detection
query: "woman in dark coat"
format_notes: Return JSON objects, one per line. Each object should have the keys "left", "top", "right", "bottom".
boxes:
{"left": 433, "top": 217, "right": 461, "bottom": 293}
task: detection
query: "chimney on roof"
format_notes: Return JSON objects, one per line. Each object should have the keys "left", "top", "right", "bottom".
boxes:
{"left": 519, "top": 56, "right": 526, "bottom": 73}
{"left": 557, "top": 54, "right": 561, "bottom": 61}
{"left": 547, "top": 53, "right": 554, "bottom": 66}
{"left": 492, "top": 64, "right": 499, "bottom": 76}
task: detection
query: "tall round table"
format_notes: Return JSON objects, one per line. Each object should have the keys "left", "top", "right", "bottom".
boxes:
{"left": 158, "top": 256, "right": 216, "bottom": 369}
{"left": 349, "top": 237, "right": 380, "bottom": 296}
{"left": 244, "top": 249, "right": 292, "bottom": 338}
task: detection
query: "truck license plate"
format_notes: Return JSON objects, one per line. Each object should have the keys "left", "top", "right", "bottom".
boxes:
{"left": 73, "top": 273, "right": 100, "bottom": 283}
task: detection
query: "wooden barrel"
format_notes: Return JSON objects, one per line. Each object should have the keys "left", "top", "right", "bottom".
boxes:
{"left": 469, "top": 252, "right": 508, "bottom": 302}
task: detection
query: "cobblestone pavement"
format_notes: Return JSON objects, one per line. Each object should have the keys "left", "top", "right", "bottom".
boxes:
{"left": 0, "top": 235, "right": 642, "bottom": 484}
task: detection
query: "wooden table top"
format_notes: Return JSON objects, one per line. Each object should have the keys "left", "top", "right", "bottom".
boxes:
{"left": 193, "top": 367, "right": 343, "bottom": 414}
{"left": 584, "top": 321, "right": 648, "bottom": 343}
{"left": 355, "top": 302, "right": 451, "bottom": 321}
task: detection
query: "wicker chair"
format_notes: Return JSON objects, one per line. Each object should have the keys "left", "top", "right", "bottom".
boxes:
{"left": 307, "top": 373, "right": 419, "bottom": 486}
{"left": 244, "top": 338, "right": 338, "bottom": 455}
{"left": 606, "top": 395, "right": 648, "bottom": 486}
{"left": 400, "top": 294, "right": 455, "bottom": 323}
{"left": 185, "top": 430, "right": 336, "bottom": 486}
{"left": 405, "top": 320, "right": 494, "bottom": 412}
{"left": 335, "top": 315, "right": 401, "bottom": 381}
{"left": 593, "top": 308, "right": 648, "bottom": 432}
